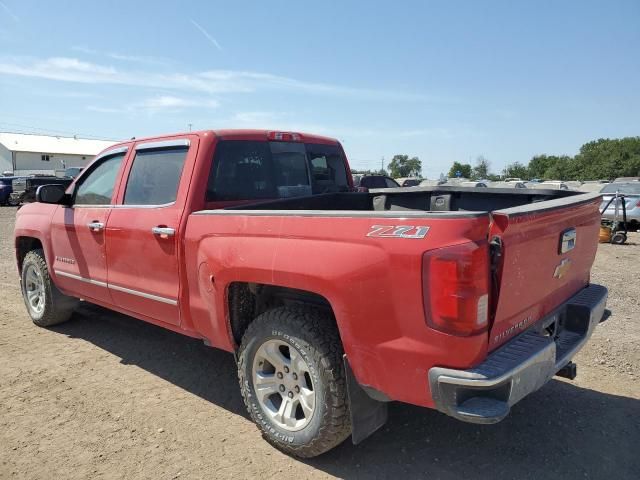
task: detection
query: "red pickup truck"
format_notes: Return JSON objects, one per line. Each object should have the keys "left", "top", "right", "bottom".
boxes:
{"left": 14, "top": 129, "right": 608, "bottom": 457}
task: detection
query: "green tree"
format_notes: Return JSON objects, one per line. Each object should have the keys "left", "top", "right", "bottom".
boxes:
{"left": 573, "top": 137, "right": 640, "bottom": 180}
{"left": 524, "top": 137, "right": 640, "bottom": 181}
{"left": 528, "top": 155, "right": 560, "bottom": 179}
{"left": 502, "top": 161, "right": 529, "bottom": 179}
{"left": 387, "top": 154, "right": 422, "bottom": 177}
{"left": 472, "top": 156, "right": 491, "bottom": 179}
{"left": 447, "top": 161, "right": 472, "bottom": 179}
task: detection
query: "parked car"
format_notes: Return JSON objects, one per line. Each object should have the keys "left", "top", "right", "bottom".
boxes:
{"left": 59, "top": 167, "right": 84, "bottom": 178}
{"left": 490, "top": 181, "right": 528, "bottom": 189}
{"left": 600, "top": 182, "right": 640, "bottom": 230}
{"left": 578, "top": 181, "right": 607, "bottom": 193}
{"left": 15, "top": 129, "right": 607, "bottom": 458}
{"left": 419, "top": 179, "right": 442, "bottom": 187}
{"left": 394, "top": 177, "right": 421, "bottom": 187}
{"left": 10, "top": 171, "right": 79, "bottom": 205}
{"left": 458, "top": 181, "right": 488, "bottom": 188}
{"left": 0, "top": 176, "right": 26, "bottom": 206}
{"left": 529, "top": 181, "right": 569, "bottom": 190}
{"left": 353, "top": 174, "right": 400, "bottom": 190}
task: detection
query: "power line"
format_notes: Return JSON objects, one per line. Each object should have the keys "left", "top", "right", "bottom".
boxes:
{"left": 0, "top": 121, "right": 119, "bottom": 141}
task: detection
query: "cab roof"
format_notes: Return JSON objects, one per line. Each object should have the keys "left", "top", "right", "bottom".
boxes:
{"left": 105, "top": 129, "right": 341, "bottom": 152}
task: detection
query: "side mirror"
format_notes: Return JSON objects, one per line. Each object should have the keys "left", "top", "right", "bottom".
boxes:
{"left": 36, "top": 184, "right": 70, "bottom": 205}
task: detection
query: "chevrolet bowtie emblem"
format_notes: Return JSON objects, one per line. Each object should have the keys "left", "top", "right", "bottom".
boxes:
{"left": 553, "top": 258, "right": 572, "bottom": 279}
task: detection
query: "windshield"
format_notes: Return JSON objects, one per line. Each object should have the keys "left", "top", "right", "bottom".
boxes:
{"left": 207, "top": 140, "right": 350, "bottom": 201}
{"left": 601, "top": 183, "right": 640, "bottom": 195}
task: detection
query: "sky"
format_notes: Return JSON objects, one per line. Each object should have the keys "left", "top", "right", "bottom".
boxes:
{"left": 0, "top": 0, "right": 638, "bottom": 178}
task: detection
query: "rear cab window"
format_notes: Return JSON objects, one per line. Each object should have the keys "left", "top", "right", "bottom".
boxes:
{"left": 206, "top": 140, "right": 350, "bottom": 202}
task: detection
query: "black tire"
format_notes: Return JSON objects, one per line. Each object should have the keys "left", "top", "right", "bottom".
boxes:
{"left": 237, "top": 306, "right": 351, "bottom": 458}
{"left": 611, "top": 232, "right": 627, "bottom": 245}
{"left": 21, "top": 249, "right": 78, "bottom": 327}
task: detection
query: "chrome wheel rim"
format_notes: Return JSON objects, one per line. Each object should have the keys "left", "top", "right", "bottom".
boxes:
{"left": 252, "top": 339, "right": 316, "bottom": 431}
{"left": 24, "top": 264, "right": 45, "bottom": 316}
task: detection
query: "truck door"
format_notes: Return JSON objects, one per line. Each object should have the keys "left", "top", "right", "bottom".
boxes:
{"left": 50, "top": 148, "right": 129, "bottom": 303}
{"left": 105, "top": 138, "right": 195, "bottom": 326}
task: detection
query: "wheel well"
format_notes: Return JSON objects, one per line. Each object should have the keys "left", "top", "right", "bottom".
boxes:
{"left": 16, "top": 237, "right": 43, "bottom": 273}
{"left": 228, "top": 282, "right": 335, "bottom": 347}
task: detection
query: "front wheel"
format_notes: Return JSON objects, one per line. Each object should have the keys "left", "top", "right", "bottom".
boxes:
{"left": 237, "top": 307, "right": 351, "bottom": 458}
{"left": 21, "top": 249, "right": 78, "bottom": 327}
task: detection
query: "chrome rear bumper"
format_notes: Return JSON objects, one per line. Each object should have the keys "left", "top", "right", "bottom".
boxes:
{"left": 428, "top": 284, "right": 608, "bottom": 424}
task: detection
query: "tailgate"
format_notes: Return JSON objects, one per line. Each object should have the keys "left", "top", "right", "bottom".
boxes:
{"left": 488, "top": 193, "right": 601, "bottom": 351}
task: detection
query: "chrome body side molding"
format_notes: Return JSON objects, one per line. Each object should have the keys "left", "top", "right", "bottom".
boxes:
{"left": 53, "top": 270, "right": 178, "bottom": 306}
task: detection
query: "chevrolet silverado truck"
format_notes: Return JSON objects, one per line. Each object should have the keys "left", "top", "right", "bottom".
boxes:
{"left": 14, "top": 129, "right": 608, "bottom": 458}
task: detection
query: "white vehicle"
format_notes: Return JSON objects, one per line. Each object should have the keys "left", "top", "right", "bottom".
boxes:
{"left": 490, "top": 181, "right": 528, "bottom": 189}
{"left": 530, "top": 181, "right": 569, "bottom": 190}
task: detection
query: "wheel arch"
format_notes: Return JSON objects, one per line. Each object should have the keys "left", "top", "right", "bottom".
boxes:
{"left": 227, "top": 281, "right": 339, "bottom": 348}
{"left": 15, "top": 236, "right": 44, "bottom": 274}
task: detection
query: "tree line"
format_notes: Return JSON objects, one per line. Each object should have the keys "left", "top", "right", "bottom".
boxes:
{"left": 453, "top": 137, "right": 640, "bottom": 181}
{"left": 351, "top": 137, "right": 640, "bottom": 181}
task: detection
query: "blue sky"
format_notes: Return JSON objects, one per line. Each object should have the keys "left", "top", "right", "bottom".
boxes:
{"left": 0, "top": 0, "right": 638, "bottom": 177}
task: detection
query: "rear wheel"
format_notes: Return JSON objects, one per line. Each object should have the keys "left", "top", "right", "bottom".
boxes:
{"left": 21, "top": 249, "right": 78, "bottom": 327}
{"left": 237, "top": 306, "right": 351, "bottom": 458}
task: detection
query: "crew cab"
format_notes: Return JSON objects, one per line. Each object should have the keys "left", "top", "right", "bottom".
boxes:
{"left": 14, "top": 129, "right": 607, "bottom": 458}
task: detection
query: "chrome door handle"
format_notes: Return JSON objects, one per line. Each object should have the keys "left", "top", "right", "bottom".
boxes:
{"left": 87, "top": 221, "right": 105, "bottom": 232}
{"left": 151, "top": 226, "right": 175, "bottom": 237}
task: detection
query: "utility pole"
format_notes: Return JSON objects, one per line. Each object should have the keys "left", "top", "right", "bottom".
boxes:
{"left": 188, "top": 123, "right": 193, "bottom": 132}
{"left": 381, "top": 157, "right": 384, "bottom": 174}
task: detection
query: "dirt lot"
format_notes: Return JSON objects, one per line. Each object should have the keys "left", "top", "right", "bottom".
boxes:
{"left": 0, "top": 207, "right": 638, "bottom": 480}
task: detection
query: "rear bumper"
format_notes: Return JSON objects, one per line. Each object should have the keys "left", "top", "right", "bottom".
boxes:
{"left": 428, "top": 284, "right": 608, "bottom": 424}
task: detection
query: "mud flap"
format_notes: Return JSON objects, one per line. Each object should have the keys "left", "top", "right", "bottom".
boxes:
{"left": 344, "top": 356, "right": 388, "bottom": 445}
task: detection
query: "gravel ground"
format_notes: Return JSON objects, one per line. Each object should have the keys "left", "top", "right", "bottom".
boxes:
{"left": 0, "top": 206, "right": 638, "bottom": 479}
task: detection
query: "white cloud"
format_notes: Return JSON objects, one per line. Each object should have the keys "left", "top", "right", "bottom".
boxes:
{"left": 72, "top": 46, "right": 170, "bottom": 66}
{"left": 107, "top": 52, "right": 169, "bottom": 66}
{"left": 87, "top": 95, "right": 218, "bottom": 114}
{"left": 0, "top": 55, "right": 437, "bottom": 102}
{"left": 190, "top": 19, "right": 223, "bottom": 51}
{"left": 138, "top": 95, "right": 218, "bottom": 109}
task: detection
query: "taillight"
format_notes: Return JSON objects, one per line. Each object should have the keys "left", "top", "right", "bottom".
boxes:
{"left": 268, "top": 131, "right": 301, "bottom": 142}
{"left": 422, "top": 241, "right": 490, "bottom": 336}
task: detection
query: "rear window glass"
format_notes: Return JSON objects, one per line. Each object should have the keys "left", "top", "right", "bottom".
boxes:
{"left": 207, "top": 140, "right": 349, "bottom": 201}
{"left": 601, "top": 183, "right": 640, "bottom": 194}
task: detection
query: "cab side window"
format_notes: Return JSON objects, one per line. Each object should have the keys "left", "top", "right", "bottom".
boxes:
{"left": 124, "top": 147, "right": 188, "bottom": 205}
{"left": 74, "top": 153, "right": 125, "bottom": 205}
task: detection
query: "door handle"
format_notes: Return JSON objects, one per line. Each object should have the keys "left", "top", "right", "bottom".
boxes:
{"left": 151, "top": 226, "right": 175, "bottom": 238}
{"left": 87, "top": 221, "right": 105, "bottom": 232}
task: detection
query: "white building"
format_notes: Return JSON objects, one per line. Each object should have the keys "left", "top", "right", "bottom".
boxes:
{"left": 0, "top": 132, "right": 116, "bottom": 176}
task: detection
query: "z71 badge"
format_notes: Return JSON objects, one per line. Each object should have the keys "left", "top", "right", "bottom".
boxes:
{"left": 366, "top": 225, "right": 429, "bottom": 239}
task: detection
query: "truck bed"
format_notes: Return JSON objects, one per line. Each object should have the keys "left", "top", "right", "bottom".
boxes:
{"left": 220, "top": 186, "right": 582, "bottom": 215}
